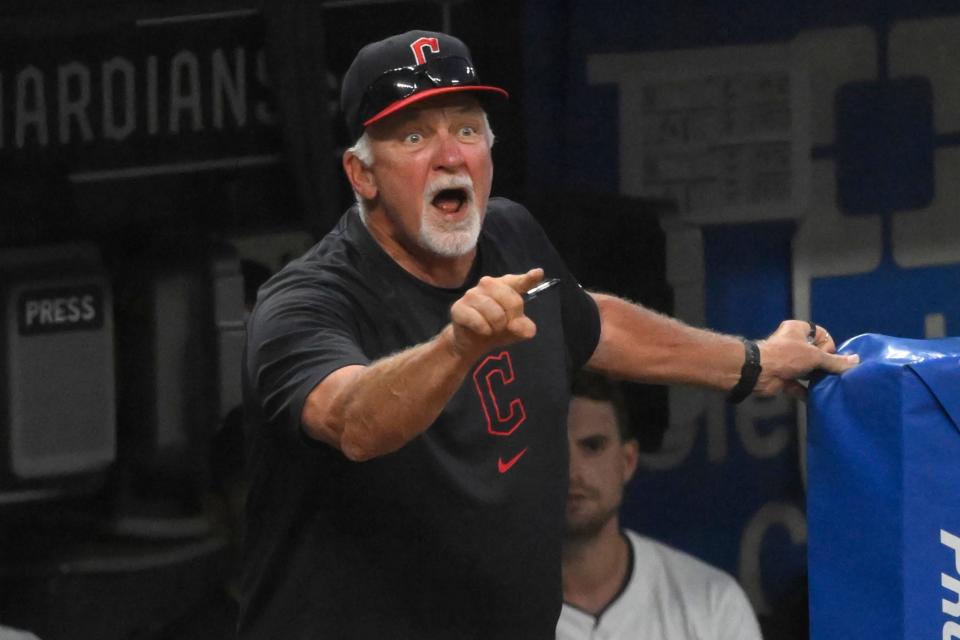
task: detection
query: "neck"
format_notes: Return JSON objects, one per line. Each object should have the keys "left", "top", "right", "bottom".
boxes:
{"left": 362, "top": 209, "right": 476, "bottom": 288}
{"left": 561, "top": 518, "right": 630, "bottom": 616}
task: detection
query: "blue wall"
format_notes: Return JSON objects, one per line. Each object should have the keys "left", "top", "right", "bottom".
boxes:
{"left": 522, "top": 0, "right": 960, "bottom": 631}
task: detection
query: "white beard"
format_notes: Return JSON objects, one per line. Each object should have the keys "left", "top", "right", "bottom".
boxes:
{"left": 418, "top": 175, "right": 482, "bottom": 258}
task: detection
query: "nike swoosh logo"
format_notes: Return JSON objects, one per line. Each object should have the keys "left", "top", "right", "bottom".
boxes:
{"left": 497, "top": 447, "right": 529, "bottom": 474}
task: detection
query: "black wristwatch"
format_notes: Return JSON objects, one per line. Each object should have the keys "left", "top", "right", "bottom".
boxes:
{"left": 727, "top": 339, "right": 761, "bottom": 404}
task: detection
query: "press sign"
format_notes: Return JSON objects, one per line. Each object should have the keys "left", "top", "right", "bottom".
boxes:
{"left": 17, "top": 285, "right": 104, "bottom": 335}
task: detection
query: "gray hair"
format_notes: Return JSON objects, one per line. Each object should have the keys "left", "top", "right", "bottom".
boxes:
{"left": 346, "top": 113, "right": 496, "bottom": 222}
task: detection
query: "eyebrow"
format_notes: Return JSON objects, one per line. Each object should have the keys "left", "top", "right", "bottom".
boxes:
{"left": 386, "top": 104, "right": 483, "bottom": 128}
{"left": 448, "top": 104, "right": 483, "bottom": 113}
{"left": 407, "top": 100, "right": 483, "bottom": 115}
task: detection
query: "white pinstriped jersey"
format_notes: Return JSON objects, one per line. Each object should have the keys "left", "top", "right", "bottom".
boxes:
{"left": 557, "top": 530, "right": 762, "bottom": 640}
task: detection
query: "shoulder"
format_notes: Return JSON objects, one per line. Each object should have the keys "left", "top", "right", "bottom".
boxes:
{"left": 628, "top": 531, "right": 726, "bottom": 578}
{"left": 483, "top": 197, "right": 543, "bottom": 234}
{"left": 556, "top": 602, "right": 594, "bottom": 640}
{"left": 625, "top": 530, "right": 753, "bottom": 611}
{"left": 249, "top": 212, "right": 367, "bottom": 327}
{"left": 481, "top": 197, "right": 556, "bottom": 259}
{"left": 261, "top": 212, "right": 363, "bottom": 296}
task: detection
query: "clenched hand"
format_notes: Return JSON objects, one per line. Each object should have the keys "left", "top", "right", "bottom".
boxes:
{"left": 447, "top": 267, "right": 544, "bottom": 360}
{"left": 756, "top": 320, "right": 859, "bottom": 400}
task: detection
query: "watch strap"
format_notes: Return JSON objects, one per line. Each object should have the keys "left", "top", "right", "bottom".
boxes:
{"left": 727, "top": 338, "right": 761, "bottom": 404}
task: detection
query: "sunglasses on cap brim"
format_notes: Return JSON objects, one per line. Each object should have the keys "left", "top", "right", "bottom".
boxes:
{"left": 359, "top": 56, "right": 504, "bottom": 126}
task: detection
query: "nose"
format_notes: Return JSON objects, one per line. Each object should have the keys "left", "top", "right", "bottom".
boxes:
{"left": 432, "top": 130, "right": 466, "bottom": 172}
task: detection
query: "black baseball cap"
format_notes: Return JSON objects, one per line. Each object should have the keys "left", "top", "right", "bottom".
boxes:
{"left": 340, "top": 30, "right": 509, "bottom": 141}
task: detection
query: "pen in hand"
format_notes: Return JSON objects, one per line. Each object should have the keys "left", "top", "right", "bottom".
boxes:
{"left": 523, "top": 278, "right": 561, "bottom": 302}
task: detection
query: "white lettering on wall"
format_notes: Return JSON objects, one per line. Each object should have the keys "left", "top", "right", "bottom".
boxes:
{"left": 169, "top": 50, "right": 203, "bottom": 133}
{"left": 58, "top": 61, "right": 93, "bottom": 144}
{"left": 890, "top": 19, "right": 960, "bottom": 269}
{"left": 255, "top": 49, "right": 277, "bottom": 126}
{"left": 16, "top": 65, "right": 48, "bottom": 148}
{"left": 146, "top": 55, "right": 159, "bottom": 135}
{"left": 102, "top": 57, "right": 136, "bottom": 141}
{"left": 23, "top": 294, "right": 98, "bottom": 327}
{"left": 212, "top": 47, "right": 246, "bottom": 128}
{"left": 736, "top": 395, "right": 793, "bottom": 459}
{"left": 739, "top": 502, "right": 807, "bottom": 615}
{"left": 637, "top": 392, "right": 729, "bottom": 470}
{"left": 639, "top": 392, "right": 794, "bottom": 470}
{"left": 1, "top": 46, "right": 273, "bottom": 150}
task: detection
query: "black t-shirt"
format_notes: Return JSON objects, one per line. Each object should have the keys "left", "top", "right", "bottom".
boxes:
{"left": 239, "top": 198, "right": 601, "bottom": 639}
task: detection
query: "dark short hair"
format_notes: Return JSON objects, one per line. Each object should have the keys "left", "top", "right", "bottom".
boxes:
{"left": 570, "top": 370, "right": 633, "bottom": 442}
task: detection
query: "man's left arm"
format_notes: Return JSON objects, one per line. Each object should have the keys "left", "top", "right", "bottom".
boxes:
{"left": 584, "top": 293, "right": 858, "bottom": 399}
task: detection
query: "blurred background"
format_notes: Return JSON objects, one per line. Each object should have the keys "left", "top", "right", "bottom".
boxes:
{"left": 1, "top": 0, "right": 958, "bottom": 637}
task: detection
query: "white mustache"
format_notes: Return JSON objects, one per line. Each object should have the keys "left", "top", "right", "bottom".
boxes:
{"left": 424, "top": 175, "right": 475, "bottom": 203}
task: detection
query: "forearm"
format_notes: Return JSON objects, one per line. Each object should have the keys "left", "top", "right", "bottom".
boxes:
{"left": 304, "top": 325, "right": 476, "bottom": 461}
{"left": 585, "top": 292, "right": 744, "bottom": 391}
{"left": 300, "top": 267, "right": 552, "bottom": 460}
{"left": 586, "top": 293, "right": 859, "bottom": 398}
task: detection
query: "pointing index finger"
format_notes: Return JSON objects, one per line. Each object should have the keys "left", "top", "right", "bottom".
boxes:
{"left": 501, "top": 268, "right": 544, "bottom": 295}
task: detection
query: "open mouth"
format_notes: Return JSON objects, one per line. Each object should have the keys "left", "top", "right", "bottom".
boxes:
{"left": 431, "top": 188, "right": 469, "bottom": 214}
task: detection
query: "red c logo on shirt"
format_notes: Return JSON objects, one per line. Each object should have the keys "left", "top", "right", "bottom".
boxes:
{"left": 472, "top": 351, "right": 526, "bottom": 436}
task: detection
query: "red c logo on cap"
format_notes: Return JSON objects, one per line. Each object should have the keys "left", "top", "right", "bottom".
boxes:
{"left": 410, "top": 37, "right": 440, "bottom": 65}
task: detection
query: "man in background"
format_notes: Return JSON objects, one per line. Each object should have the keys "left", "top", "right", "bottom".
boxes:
{"left": 558, "top": 371, "right": 762, "bottom": 640}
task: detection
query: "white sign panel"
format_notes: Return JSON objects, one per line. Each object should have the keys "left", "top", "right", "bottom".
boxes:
{"left": 588, "top": 44, "right": 810, "bottom": 225}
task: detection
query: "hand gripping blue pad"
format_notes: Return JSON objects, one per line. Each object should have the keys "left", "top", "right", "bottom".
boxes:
{"left": 808, "top": 334, "right": 960, "bottom": 640}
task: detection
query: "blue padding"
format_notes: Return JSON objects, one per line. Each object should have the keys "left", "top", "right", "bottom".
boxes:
{"left": 808, "top": 334, "right": 960, "bottom": 640}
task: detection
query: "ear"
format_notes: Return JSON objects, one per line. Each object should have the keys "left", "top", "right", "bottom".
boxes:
{"left": 621, "top": 439, "right": 639, "bottom": 485}
{"left": 343, "top": 150, "right": 378, "bottom": 200}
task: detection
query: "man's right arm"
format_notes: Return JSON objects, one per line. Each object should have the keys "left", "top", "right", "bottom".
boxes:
{"left": 300, "top": 268, "right": 544, "bottom": 461}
